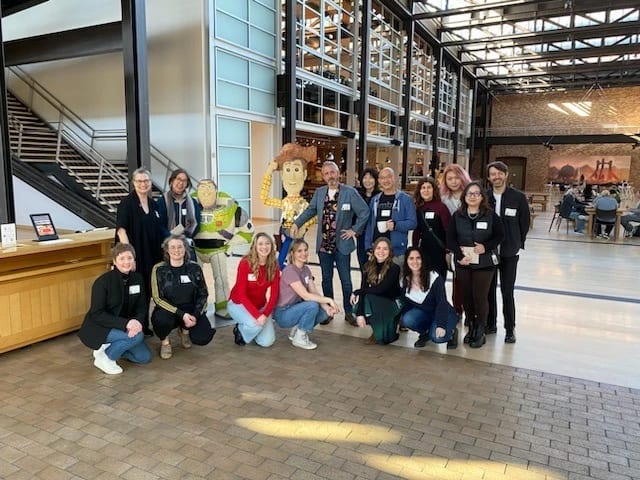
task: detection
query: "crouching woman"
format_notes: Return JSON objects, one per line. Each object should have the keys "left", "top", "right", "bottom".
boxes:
{"left": 273, "top": 239, "right": 339, "bottom": 350}
{"left": 151, "top": 234, "right": 216, "bottom": 359}
{"left": 400, "top": 247, "right": 458, "bottom": 349}
{"left": 350, "top": 237, "right": 402, "bottom": 345}
{"left": 79, "top": 243, "right": 152, "bottom": 375}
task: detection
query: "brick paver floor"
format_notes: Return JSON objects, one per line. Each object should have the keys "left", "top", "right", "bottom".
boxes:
{"left": 0, "top": 327, "right": 638, "bottom": 480}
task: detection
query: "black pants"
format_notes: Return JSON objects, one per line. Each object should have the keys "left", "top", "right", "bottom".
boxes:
{"left": 457, "top": 267, "right": 495, "bottom": 332}
{"left": 487, "top": 255, "right": 519, "bottom": 332}
{"left": 151, "top": 308, "right": 215, "bottom": 345}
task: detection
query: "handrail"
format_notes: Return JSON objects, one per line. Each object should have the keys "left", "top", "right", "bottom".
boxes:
{"left": 5, "top": 65, "right": 193, "bottom": 203}
{"left": 483, "top": 125, "right": 640, "bottom": 137}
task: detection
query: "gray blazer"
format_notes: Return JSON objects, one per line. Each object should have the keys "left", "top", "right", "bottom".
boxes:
{"left": 294, "top": 184, "right": 369, "bottom": 255}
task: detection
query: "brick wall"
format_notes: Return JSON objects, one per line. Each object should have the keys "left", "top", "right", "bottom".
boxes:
{"left": 486, "top": 86, "right": 640, "bottom": 190}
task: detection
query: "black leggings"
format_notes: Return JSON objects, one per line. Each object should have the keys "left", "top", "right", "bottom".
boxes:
{"left": 151, "top": 308, "right": 215, "bottom": 345}
{"left": 456, "top": 268, "right": 495, "bottom": 331}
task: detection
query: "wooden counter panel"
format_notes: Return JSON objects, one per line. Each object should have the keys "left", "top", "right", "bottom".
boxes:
{"left": 0, "top": 230, "right": 114, "bottom": 354}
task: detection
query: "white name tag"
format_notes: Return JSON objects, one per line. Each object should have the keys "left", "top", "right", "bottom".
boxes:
{"left": 476, "top": 221, "right": 488, "bottom": 230}
{"left": 182, "top": 208, "right": 187, "bottom": 215}
{"left": 425, "top": 211, "right": 435, "bottom": 220}
{"left": 505, "top": 208, "right": 517, "bottom": 217}
{"left": 304, "top": 275, "right": 310, "bottom": 284}
{"left": 180, "top": 275, "right": 191, "bottom": 283}
{"left": 247, "top": 273, "right": 257, "bottom": 281}
{"left": 381, "top": 209, "right": 391, "bottom": 217}
{"left": 341, "top": 203, "right": 351, "bottom": 211}
{"left": 129, "top": 285, "right": 140, "bottom": 294}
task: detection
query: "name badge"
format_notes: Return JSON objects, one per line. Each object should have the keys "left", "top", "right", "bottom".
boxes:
{"left": 381, "top": 209, "right": 391, "bottom": 217}
{"left": 304, "top": 275, "right": 310, "bottom": 284}
{"left": 182, "top": 208, "right": 187, "bottom": 215}
{"left": 180, "top": 275, "right": 191, "bottom": 283}
{"left": 129, "top": 285, "right": 140, "bottom": 295}
{"left": 341, "top": 203, "right": 351, "bottom": 211}
{"left": 476, "top": 221, "right": 488, "bottom": 230}
{"left": 425, "top": 211, "right": 435, "bottom": 220}
{"left": 505, "top": 208, "right": 517, "bottom": 217}
{"left": 247, "top": 273, "right": 257, "bottom": 281}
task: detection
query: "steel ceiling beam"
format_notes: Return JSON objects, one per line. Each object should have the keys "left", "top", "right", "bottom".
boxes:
{"left": 436, "top": 0, "right": 640, "bottom": 31}
{"left": 461, "top": 43, "right": 640, "bottom": 66}
{"left": 491, "top": 76, "right": 640, "bottom": 92}
{"left": 413, "top": 0, "right": 544, "bottom": 21}
{"left": 442, "top": 23, "right": 640, "bottom": 48}
{"left": 477, "top": 59, "right": 640, "bottom": 79}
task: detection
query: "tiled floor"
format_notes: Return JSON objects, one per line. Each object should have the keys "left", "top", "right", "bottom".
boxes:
{"left": 1, "top": 206, "right": 639, "bottom": 479}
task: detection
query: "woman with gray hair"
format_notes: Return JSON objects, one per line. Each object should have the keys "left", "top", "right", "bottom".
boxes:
{"left": 150, "top": 234, "right": 215, "bottom": 359}
{"left": 116, "top": 167, "right": 169, "bottom": 335}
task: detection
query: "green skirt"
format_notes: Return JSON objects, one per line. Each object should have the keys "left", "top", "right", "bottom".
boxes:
{"left": 356, "top": 294, "right": 402, "bottom": 344}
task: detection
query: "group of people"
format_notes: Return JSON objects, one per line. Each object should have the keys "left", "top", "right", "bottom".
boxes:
{"left": 79, "top": 153, "right": 530, "bottom": 375}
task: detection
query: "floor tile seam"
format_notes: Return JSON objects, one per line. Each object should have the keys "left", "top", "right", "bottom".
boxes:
{"left": 311, "top": 329, "right": 639, "bottom": 394}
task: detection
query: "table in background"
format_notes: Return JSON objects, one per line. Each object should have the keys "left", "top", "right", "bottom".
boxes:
{"left": 585, "top": 207, "right": 624, "bottom": 240}
{"left": 526, "top": 192, "right": 550, "bottom": 212}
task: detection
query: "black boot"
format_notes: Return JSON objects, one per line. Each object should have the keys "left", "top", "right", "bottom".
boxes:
{"left": 447, "top": 327, "right": 458, "bottom": 349}
{"left": 463, "top": 322, "right": 475, "bottom": 344}
{"left": 469, "top": 325, "right": 486, "bottom": 348}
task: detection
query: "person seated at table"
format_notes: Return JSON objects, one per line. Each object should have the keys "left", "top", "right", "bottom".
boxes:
{"left": 151, "top": 235, "right": 216, "bottom": 359}
{"left": 228, "top": 232, "right": 280, "bottom": 347}
{"left": 622, "top": 199, "right": 640, "bottom": 238}
{"left": 350, "top": 237, "right": 402, "bottom": 345}
{"left": 400, "top": 247, "right": 458, "bottom": 349}
{"left": 79, "top": 243, "right": 152, "bottom": 375}
{"left": 593, "top": 190, "right": 618, "bottom": 239}
{"left": 561, "top": 185, "right": 588, "bottom": 234}
{"left": 273, "top": 239, "right": 339, "bottom": 350}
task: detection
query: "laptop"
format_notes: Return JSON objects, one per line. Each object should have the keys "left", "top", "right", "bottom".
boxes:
{"left": 30, "top": 213, "right": 59, "bottom": 241}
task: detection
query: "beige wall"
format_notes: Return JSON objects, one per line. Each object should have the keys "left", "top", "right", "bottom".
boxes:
{"left": 488, "top": 87, "right": 640, "bottom": 189}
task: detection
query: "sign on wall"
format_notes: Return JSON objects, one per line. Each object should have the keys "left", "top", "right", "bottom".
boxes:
{"left": 548, "top": 155, "right": 631, "bottom": 185}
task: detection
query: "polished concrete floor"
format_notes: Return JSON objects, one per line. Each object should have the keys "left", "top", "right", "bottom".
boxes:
{"left": 1, "top": 207, "right": 638, "bottom": 479}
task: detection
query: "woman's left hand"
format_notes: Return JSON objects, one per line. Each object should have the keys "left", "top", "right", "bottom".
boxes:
{"left": 126, "top": 319, "right": 143, "bottom": 337}
{"left": 474, "top": 242, "right": 486, "bottom": 254}
{"left": 183, "top": 313, "right": 197, "bottom": 328}
{"left": 435, "top": 327, "right": 446, "bottom": 338}
{"left": 356, "top": 315, "right": 367, "bottom": 328}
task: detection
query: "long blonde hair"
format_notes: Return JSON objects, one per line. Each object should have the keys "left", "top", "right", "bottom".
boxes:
{"left": 245, "top": 233, "right": 277, "bottom": 281}
{"left": 364, "top": 237, "right": 394, "bottom": 285}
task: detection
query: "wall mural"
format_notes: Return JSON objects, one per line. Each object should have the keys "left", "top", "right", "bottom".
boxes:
{"left": 548, "top": 155, "right": 631, "bottom": 185}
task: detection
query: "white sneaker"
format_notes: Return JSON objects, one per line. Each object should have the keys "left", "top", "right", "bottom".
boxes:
{"left": 291, "top": 329, "right": 317, "bottom": 350}
{"left": 93, "top": 345, "right": 123, "bottom": 375}
{"left": 288, "top": 326, "right": 298, "bottom": 340}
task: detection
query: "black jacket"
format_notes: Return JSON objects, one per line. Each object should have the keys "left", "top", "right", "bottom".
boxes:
{"left": 447, "top": 209, "right": 505, "bottom": 269}
{"left": 488, "top": 187, "right": 530, "bottom": 257}
{"left": 151, "top": 261, "right": 208, "bottom": 319}
{"left": 78, "top": 269, "right": 148, "bottom": 350}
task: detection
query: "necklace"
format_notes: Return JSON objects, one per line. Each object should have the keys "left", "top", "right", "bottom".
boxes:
{"left": 467, "top": 210, "right": 479, "bottom": 220}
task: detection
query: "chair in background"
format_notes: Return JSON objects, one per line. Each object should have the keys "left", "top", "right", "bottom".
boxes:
{"left": 554, "top": 195, "right": 575, "bottom": 233}
{"left": 548, "top": 202, "right": 561, "bottom": 232}
{"left": 594, "top": 208, "right": 617, "bottom": 239}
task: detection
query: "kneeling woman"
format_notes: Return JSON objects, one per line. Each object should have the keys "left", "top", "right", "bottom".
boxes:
{"left": 151, "top": 235, "right": 216, "bottom": 359}
{"left": 228, "top": 233, "right": 280, "bottom": 347}
{"left": 400, "top": 247, "right": 458, "bottom": 349}
{"left": 79, "top": 243, "right": 152, "bottom": 375}
{"left": 351, "top": 237, "right": 402, "bottom": 344}
{"left": 273, "top": 239, "right": 339, "bottom": 350}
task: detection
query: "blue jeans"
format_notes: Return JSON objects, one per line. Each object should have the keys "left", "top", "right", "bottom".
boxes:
{"left": 400, "top": 306, "right": 458, "bottom": 343}
{"left": 227, "top": 300, "right": 276, "bottom": 347}
{"left": 105, "top": 329, "right": 152, "bottom": 363}
{"left": 273, "top": 301, "right": 328, "bottom": 333}
{"left": 569, "top": 211, "right": 586, "bottom": 232}
{"left": 318, "top": 251, "right": 353, "bottom": 314}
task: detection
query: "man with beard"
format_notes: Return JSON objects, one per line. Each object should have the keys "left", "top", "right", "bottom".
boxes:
{"left": 486, "top": 161, "right": 530, "bottom": 344}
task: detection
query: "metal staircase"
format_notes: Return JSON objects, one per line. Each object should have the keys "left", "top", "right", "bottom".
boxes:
{"left": 5, "top": 66, "right": 194, "bottom": 216}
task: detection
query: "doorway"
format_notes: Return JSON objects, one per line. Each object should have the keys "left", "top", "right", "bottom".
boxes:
{"left": 496, "top": 156, "right": 526, "bottom": 190}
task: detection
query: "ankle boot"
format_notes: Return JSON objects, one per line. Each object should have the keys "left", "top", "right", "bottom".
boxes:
{"left": 463, "top": 323, "right": 475, "bottom": 344}
{"left": 469, "top": 325, "right": 486, "bottom": 348}
{"left": 447, "top": 327, "right": 458, "bottom": 349}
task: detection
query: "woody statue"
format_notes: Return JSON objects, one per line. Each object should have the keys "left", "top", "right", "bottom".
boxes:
{"left": 193, "top": 179, "right": 253, "bottom": 318}
{"left": 261, "top": 143, "right": 317, "bottom": 268}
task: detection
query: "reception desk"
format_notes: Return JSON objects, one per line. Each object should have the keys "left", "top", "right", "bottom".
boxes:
{"left": 0, "top": 229, "right": 114, "bottom": 354}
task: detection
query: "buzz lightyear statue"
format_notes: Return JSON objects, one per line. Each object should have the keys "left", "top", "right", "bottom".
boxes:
{"left": 260, "top": 143, "right": 317, "bottom": 268}
{"left": 193, "top": 179, "right": 253, "bottom": 318}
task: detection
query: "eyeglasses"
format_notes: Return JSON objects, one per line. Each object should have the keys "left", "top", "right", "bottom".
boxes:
{"left": 133, "top": 179, "right": 150, "bottom": 184}
{"left": 168, "top": 245, "right": 185, "bottom": 250}
{"left": 466, "top": 192, "right": 482, "bottom": 197}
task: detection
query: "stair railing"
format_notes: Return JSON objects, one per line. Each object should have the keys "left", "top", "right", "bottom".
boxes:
{"left": 5, "top": 66, "right": 129, "bottom": 207}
